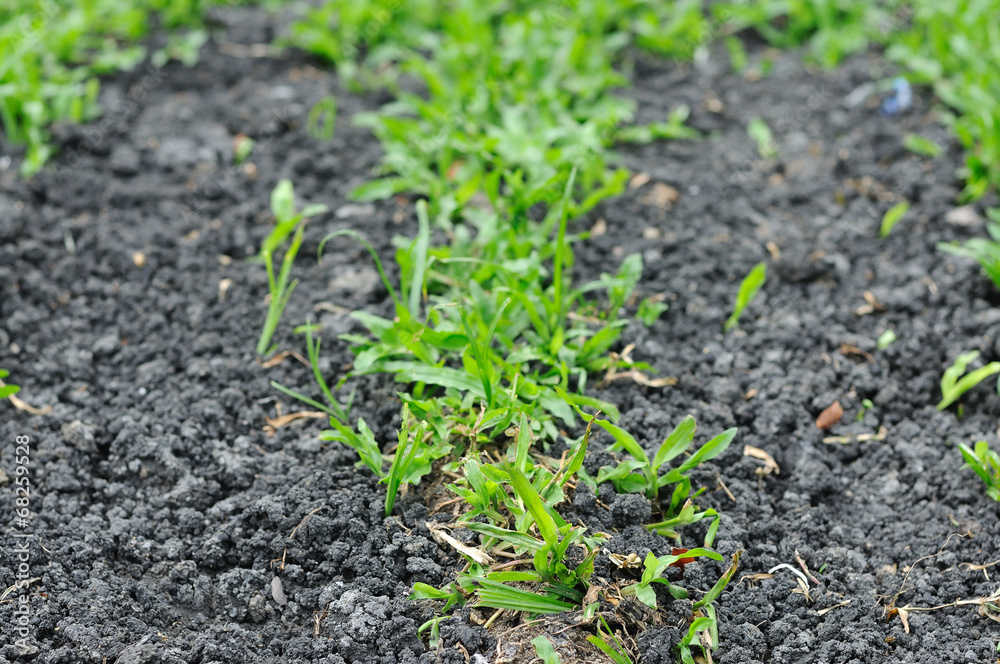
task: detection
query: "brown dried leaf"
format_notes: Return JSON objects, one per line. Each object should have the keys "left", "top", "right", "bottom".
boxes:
{"left": 743, "top": 445, "right": 780, "bottom": 476}
{"left": 427, "top": 523, "right": 494, "bottom": 565}
{"left": 629, "top": 172, "right": 651, "bottom": 190}
{"left": 815, "top": 600, "right": 851, "bottom": 616}
{"left": 815, "top": 401, "right": 844, "bottom": 429}
{"left": 264, "top": 411, "right": 327, "bottom": 429}
{"left": 737, "top": 573, "right": 774, "bottom": 587}
{"left": 642, "top": 182, "right": 679, "bottom": 209}
{"left": 609, "top": 553, "right": 644, "bottom": 569}
{"left": 603, "top": 370, "right": 677, "bottom": 388}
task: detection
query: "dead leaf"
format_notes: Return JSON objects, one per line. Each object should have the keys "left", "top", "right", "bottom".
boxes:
{"left": 790, "top": 576, "right": 813, "bottom": 604}
{"left": 260, "top": 350, "right": 310, "bottom": 369}
{"left": 744, "top": 445, "right": 780, "bottom": 476}
{"left": 816, "top": 600, "right": 851, "bottom": 616}
{"left": 642, "top": 182, "right": 679, "bottom": 209}
{"left": 602, "top": 370, "right": 677, "bottom": 388}
{"left": 945, "top": 205, "right": 981, "bottom": 227}
{"left": 314, "top": 302, "right": 350, "bottom": 314}
{"left": 428, "top": 523, "right": 494, "bottom": 565}
{"left": 898, "top": 607, "right": 910, "bottom": 633}
{"left": 839, "top": 344, "right": 874, "bottom": 363}
{"left": 815, "top": 401, "right": 844, "bottom": 429}
{"left": 609, "top": 552, "right": 644, "bottom": 569}
{"left": 132, "top": 251, "right": 146, "bottom": 268}
{"left": 737, "top": 573, "right": 774, "bottom": 587}
{"left": 590, "top": 218, "right": 608, "bottom": 236}
{"left": 629, "top": 172, "right": 651, "bottom": 190}
{"left": 264, "top": 411, "right": 326, "bottom": 429}
{"left": 856, "top": 291, "right": 886, "bottom": 316}
{"left": 218, "top": 278, "right": 234, "bottom": 302}
{"left": 766, "top": 241, "right": 781, "bottom": 260}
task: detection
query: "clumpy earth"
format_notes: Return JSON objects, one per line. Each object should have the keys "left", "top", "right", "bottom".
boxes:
{"left": 1, "top": 7, "right": 998, "bottom": 663}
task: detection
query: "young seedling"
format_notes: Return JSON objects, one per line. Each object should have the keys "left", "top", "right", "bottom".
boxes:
{"left": 233, "top": 134, "right": 255, "bottom": 165}
{"left": 936, "top": 350, "right": 1000, "bottom": 410}
{"left": 880, "top": 201, "right": 909, "bottom": 237}
{"left": 724, "top": 262, "right": 766, "bottom": 332}
{"left": 958, "top": 441, "right": 1000, "bottom": 501}
{"left": 308, "top": 96, "right": 337, "bottom": 142}
{"left": 319, "top": 416, "right": 384, "bottom": 478}
{"left": 0, "top": 369, "right": 20, "bottom": 399}
{"left": 747, "top": 117, "right": 778, "bottom": 159}
{"left": 677, "top": 551, "right": 741, "bottom": 664}
{"left": 383, "top": 405, "right": 432, "bottom": 516}
{"left": 903, "top": 133, "right": 942, "bottom": 157}
{"left": 938, "top": 219, "right": 1000, "bottom": 291}
{"left": 636, "top": 295, "right": 668, "bottom": 326}
{"left": 586, "top": 616, "right": 634, "bottom": 664}
{"left": 877, "top": 329, "right": 897, "bottom": 350}
{"left": 256, "top": 179, "right": 328, "bottom": 357}
{"left": 269, "top": 322, "right": 353, "bottom": 421}
{"left": 620, "top": 548, "right": 723, "bottom": 609}
{"left": 855, "top": 398, "right": 874, "bottom": 422}
{"left": 531, "top": 636, "right": 561, "bottom": 664}
{"left": 576, "top": 403, "right": 736, "bottom": 546}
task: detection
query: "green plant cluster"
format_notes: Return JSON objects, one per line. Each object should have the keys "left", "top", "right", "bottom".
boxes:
{"left": 258, "top": 0, "right": 747, "bottom": 658}
{"left": 0, "top": 0, "right": 243, "bottom": 175}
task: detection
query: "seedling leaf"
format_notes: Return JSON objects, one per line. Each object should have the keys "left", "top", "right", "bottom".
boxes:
{"left": 724, "top": 262, "right": 766, "bottom": 332}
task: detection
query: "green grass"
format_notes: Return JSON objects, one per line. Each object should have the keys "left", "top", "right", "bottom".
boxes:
{"left": 260, "top": 0, "right": 749, "bottom": 654}
{"left": 936, "top": 350, "right": 1000, "bottom": 411}
{"left": 0, "top": 369, "right": 20, "bottom": 399}
{"left": 0, "top": 0, "right": 244, "bottom": 175}
{"left": 255, "top": 179, "right": 328, "bottom": 357}
{"left": 958, "top": 440, "right": 1000, "bottom": 501}
{"left": 938, "top": 214, "right": 1000, "bottom": 291}
{"left": 879, "top": 201, "right": 910, "bottom": 237}
{"left": 724, "top": 262, "right": 767, "bottom": 333}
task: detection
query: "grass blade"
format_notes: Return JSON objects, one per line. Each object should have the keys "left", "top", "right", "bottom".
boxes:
{"left": 724, "top": 262, "right": 766, "bottom": 332}
{"left": 507, "top": 465, "right": 558, "bottom": 547}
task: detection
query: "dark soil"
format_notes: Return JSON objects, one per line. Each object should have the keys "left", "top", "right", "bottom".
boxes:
{"left": 2, "top": 8, "right": 999, "bottom": 663}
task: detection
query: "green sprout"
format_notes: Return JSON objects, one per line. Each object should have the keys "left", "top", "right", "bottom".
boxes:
{"left": 269, "top": 322, "right": 353, "bottom": 421}
{"left": 724, "top": 262, "right": 767, "bottom": 332}
{"left": 621, "top": 548, "right": 723, "bottom": 609}
{"left": 256, "top": 179, "right": 328, "bottom": 357}
{"left": 937, "top": 350, "right": 1000, "bottom": 411}
{"left": 0, "top": 369, "right": 20, "bottom": 399}
{"left": 876, "top": 329, "right": 896, "bottom": 350}
{"left": 855, "top": 398, "right": 874, "bottom": 422}
{"left": 636, "top": 295, "right": 669, "bottom": 326}
{"left": 531, "top": 635, "right": 561, "bottom": 664}
{"left": 308, "top": 96, "right": 337, "bottom": 142}
{"left": 904, "top": 133, "right": 942, "bottom": 158}
{"left": 586, "top": 616, "right": 634, "bottom": 664}
{"left": 319, "top": 415, "right": 385, "bottom": 478}
{"left": 958, "top": 441, "right": 1000, "bottom": 501}
{"left": 383, "top": 405, "right": 436, "bottom": 516}
{"left": 938, "top": 217, "right": 1000, "bottom": 291}
{"left": 879, "top": 201, "right": 909, "bottom": 237}
{"left": 582, "top": 408, "right": 736, "bottom": 546}
{"left": 233, "top": 134, "right": 255, "bottom": 165}
{"left": 747, "top": 117, "right": 778, "bottom": 159}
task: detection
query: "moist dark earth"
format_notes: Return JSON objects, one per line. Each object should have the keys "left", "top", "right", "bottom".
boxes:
{"left": 2, "top": 8, "right": 999, "bottom": 664}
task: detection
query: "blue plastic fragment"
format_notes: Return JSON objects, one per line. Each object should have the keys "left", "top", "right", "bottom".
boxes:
{"left": 880, "top": 77, "right": 912, "bottom": 116}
